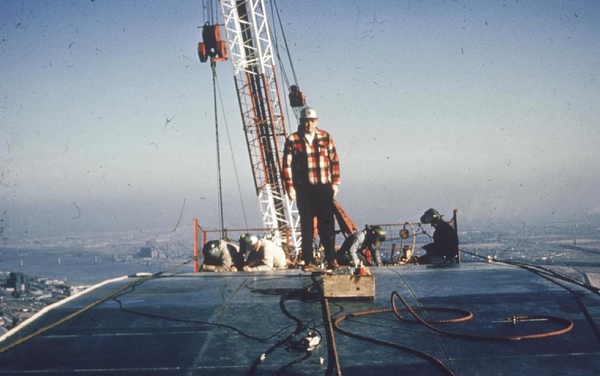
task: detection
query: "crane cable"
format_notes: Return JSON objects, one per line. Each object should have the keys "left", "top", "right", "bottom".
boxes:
{"left": 202, "top": 0, "right": 217, "bottom": 25}
{"left": 209, "top": 61, "right": 251, "bottom": 230}
{"left": 270, "top": 0, "right": 299, "bottom": 87}
{"left": 269, "top": 0, "right": 305, "bottom": 125}
{"left": 211, "top": 61, "right": 226, "bottom": 236}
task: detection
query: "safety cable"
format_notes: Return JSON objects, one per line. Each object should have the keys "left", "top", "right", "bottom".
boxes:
{"left": 460, "top": 249, "right": 600, "bottom": 295}
{"left": 459, "top": 249, "right": 600, "bottom": 342}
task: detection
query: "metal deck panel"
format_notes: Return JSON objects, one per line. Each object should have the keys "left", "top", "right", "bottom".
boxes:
{"left": 0, "top": 263, "right": 598, "bottom": 375}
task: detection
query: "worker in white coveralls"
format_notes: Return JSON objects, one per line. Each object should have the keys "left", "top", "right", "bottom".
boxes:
{"left": 239, "top": 233, "right": 288, "bottom": 271}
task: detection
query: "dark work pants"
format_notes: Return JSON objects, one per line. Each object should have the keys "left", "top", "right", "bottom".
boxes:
{"left": 296, "top": 184, "right": 335, "bottom": 265}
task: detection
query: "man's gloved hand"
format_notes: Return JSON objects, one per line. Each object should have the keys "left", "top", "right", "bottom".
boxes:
{"left": 332, "top": 184, "right": 339, "bottom": 197}
{"left": 288, "top": 187, "right": 296, "bottom": 201}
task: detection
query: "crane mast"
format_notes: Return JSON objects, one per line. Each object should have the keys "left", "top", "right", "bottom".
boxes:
{"left": 214, "top": 0, "right": 300, "bottom": 248}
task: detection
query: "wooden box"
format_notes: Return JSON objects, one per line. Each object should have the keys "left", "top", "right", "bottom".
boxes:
{"left": 322, "top": 274, "right": 375, "bottom": 299}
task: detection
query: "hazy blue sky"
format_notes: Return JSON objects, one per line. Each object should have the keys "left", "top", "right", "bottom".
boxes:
{"left": 1, "top": 0, "right": 599, "bottom": 241}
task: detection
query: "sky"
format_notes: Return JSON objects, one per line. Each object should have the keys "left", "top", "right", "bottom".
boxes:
{"left": 1, "top": 0, "right": 599, "bottom": 242}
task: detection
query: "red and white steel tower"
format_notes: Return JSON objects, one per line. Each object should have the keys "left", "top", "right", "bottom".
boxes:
{"left": 199, "top": 0, "right": 301, "bottom": 249}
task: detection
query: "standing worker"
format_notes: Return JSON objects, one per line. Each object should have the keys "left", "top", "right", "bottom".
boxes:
{"left": 282, "top": 107, "right": 340, "bottom": 271}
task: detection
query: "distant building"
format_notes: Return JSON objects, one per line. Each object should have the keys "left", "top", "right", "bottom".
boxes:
{"left": 137, "top": 245, "right": 165, "bottom": 259}
{"left": 7, "top": 272, "right": 29, "bottom": 294}
{"left": 137, "top": 247, "right": 153, "bottom": 258}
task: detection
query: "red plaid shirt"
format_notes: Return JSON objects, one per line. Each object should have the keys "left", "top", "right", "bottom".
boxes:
{"left": 282, "top": 128, "right": 340, "bottom": 191}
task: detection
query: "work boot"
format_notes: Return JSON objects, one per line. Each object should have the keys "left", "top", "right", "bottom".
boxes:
{"left": 327, "top": 259, "right": 339, "bottom": 271}
{"left": 302, "top": 262, "right": 319, "bottom": 272}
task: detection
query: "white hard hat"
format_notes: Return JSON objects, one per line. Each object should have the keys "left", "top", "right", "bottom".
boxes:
{"left": 300, "top": 107, "right": 318, "bottom": 120}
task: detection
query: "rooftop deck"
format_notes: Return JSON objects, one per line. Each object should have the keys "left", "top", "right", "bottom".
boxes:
{"left": 1, "top": 262, "right": 599, "bottom": 375}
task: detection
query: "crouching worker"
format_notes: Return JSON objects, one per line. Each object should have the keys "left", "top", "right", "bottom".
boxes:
{"left": 336, "top": 225, "right": 386, "bottom": 267}
{"left": 239, "top": 233, "right": 288, "bottom": 271}
{"left": 200, "top": 239, "right": 245, "bottom": 272}
{"left": 418, "top": 208, "right": 459, "bottom": 264}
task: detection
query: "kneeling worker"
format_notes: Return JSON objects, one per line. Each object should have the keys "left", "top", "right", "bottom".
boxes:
{"left": 336, "top": 225, "right": 386, "bottom": 267}
{"left": 200, "top": 238, "right": 245, "bottom": 272}
{"left": 239, "top": 233, "right": 288, "bottom": 271}
{"left": 418, "top": 208, "right": 459, "bottom": 264}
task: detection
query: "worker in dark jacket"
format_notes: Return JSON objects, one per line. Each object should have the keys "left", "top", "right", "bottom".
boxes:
{"left": 336, "top": 225, "right": 386, "bottom": 267}
{"left": 418, "top": 208, "right": 459, "bottom": 264}
{"left": 200, "top": 239, "right": 245, "bottom": 272}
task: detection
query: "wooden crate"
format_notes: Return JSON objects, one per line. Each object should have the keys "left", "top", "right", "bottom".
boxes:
{"left": 322, "top": 274, "right": 375, "bottom": 299}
